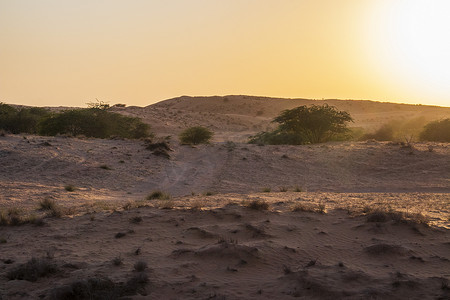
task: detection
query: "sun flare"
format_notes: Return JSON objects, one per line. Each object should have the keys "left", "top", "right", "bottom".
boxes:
{"left": 373, "top": 0, "right": 450, "bottom": 99}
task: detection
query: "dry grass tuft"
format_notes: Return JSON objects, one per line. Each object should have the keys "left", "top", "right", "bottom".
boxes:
{"left": 292, "top": 203, "right": 326, "bottom": 214}
{"left": 7, "top": 257, "right": 58, "bottom": 282}
{"left": 245, "top": 199, "right": 269, "bottom": 210}
{"left": 39, "top": 198, "right": 57, "bottom": 210}
{"left": 365, "top": 207, "right": 429, "bottom": 226}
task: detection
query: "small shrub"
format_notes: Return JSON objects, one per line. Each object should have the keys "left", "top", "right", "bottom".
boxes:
{"left": 204, "top": 191, "right": 214, "bottom": 196}
{"left": 134, "top": 260, "right": 147, "bottom": 272}
{"left": 48, "top": 205, "right": 68, "bottom": 218}
{"left": 64, "top": 185, "right": 76, "bottom": 192}
{"left": 130, "top": 216, "right": 143, "bottom": 224}
{"left": 159, "top": 200, "right": 175, "bottom": 209}
{"left": 115, "top": 232, "right": 126, "bottom": 239}
{"left": 179, "top": 126, "right": 213, "bottom": 145}
{"left": 292, "top": 203, "right": 325, "bottom": 214}
{"left": 99, "top": 164, "right": 112, "bottom": 170}
{"left": 39, "top": 198, "right": 56, "bottom": 210}
{"left": 291, "top": 203, "right": 316, "bottom": 213}
{"left": 294, "top": 186, "right": 303, "bottom": 192}
{"left": 190, "top": 200, "right": 204, "bottom": 210}
{"left": 7, "top": 257, "right": 58, "bottom": 282}
{"left": 278, "top": 186, "right": 288, "bottom": 192}
{"left": 262, "top": 187, "right": 271, "bottom": 193}
{"left": 246, "top": 199, "right": 269, "bottom": 210}
{"left": 366, "top": 208, "right": 429, "bottom": 226}
{"left": 146, "top": 190, "right": 171, "bottom": 200}
{"left": 112, "top": 256, "right": 123, "bottom": 266}
{"left": 50, "top": 277, "right": 118, "bottom": 299}
{"left": 420, "top": 118, "right": 450, "bottom": 142}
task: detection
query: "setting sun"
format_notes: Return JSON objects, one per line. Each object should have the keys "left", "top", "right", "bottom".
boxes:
{"left": 367, "top": 0, "right": 450, "bottom": 104}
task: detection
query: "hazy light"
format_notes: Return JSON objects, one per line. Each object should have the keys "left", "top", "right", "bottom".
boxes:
{"left": 0, "top": 0, "right": 449, "bottom": 107}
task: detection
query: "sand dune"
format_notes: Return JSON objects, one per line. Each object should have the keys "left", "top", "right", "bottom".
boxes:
{"left": 0, "top": 97, "right": 449, "bottom": 299}
{"left": 110, "top": 95, "right": 450, "bottom": 141}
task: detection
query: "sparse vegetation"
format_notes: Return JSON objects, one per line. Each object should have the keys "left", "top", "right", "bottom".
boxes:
{"left": 249, "top": 104, "right": 353, "bottom": 145}
{"left": 38, "top": 108, "right": 151, "bottom": 139}
{"left": 130, "top": 216, "right": 143, "bottom": 224}
{"left": 0, "top": 103, "right": 50, "bottom": 134}
{"left": 112, "top": 256, "right": 123, "bottom": 266}
{"left": 39, "top": 198, "right": 56, "bottom": 210}
{"left": 64, "top": 185, "right": 76, "bottom": 192}
{"left": 145, "top": 140, "right": 171, "bottom": 159}
{"left": 278, "top": 186, "right": 288, "bottom": 192}
{"left": 365, "top": 208, "right": 429, "bottom": 226}
{"left": 420, "top": 118, "right": 450, "bottom": 142}
{"left": 159, "top": 199, "right": 175, "bottom": 209}
{"left": 134, "top": 260, "right": 147, "bottom": 272}
{"left": 179, "top": 126, "right": 213, "bottom": 145}
{"left": 294, "top": 186, "right": 303, "bottom": 192}
{"left": 245, "top": 199, "right": 269, "bottom": 210}
{"left": 7, "top": 257, "right": 58, "bottom": 281}
{"left": 50, "top": 273, "right": 149, "bottom": 299}
{"left": 115, "top": 232, "right": 126, "bottom": 238}
{"left": 146, "top": 190, "right": 171, "bottom": 200}
{"left": 292, "top": 203, "right": 326, "bottom": 214}
{"left": 262, "top": 187, "right": 271, "bottom": 193}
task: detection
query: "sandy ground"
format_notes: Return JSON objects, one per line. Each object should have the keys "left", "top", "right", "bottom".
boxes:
{"left": 0, "top": 133, "right": 449, "bottom": 299}
{"left": 0, "top": 97, "right": 449, "bottom": 299}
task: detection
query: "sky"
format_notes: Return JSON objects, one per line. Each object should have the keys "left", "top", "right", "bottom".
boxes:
{"left": 1, "top": 0, "right": 449, "bottom": 107}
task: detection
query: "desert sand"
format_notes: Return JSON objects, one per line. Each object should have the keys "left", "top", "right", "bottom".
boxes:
{"left": 0, "top": 96, "right": 449, "bottom": 299}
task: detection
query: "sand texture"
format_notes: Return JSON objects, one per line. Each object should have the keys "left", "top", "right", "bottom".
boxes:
{"left": 0, "top": 97, "right": 449, "bottom": 299}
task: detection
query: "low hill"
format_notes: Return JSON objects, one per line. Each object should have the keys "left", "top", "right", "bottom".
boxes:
{"left": 110, "top": 95, "right": 450, "bottom": 141}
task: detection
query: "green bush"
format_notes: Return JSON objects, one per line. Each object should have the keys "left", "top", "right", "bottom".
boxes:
{"left": 38, "top": 108, "right": 151, "bottom": 139}
{"left": 420, "top": 119, "right": 450, "bottom": 142}
{"left": 0, "top": 103, "right": 50, "bottom": 134}
{"left": 179, "top": 126, "right": 213, "bottom": 145}
{"left": 249, "top": 104, "right": 353, "bottom": 145}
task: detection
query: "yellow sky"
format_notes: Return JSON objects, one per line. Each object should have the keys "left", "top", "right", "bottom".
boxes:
{"left": 1, "top": 0, "right": 449, "bottom": 107}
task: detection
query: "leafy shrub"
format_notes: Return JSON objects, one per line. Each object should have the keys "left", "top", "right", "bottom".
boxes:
{"left": 0, "top": 103, "right": 50, "bottom": 134}
{"left": 38, "top": 108, "right": 151, "bottom": 139}
{"left": 249, "top": 104, "right": 353, "bottom": 145}
{"left": 179, "top": 126, "right": 213, "bottom": 145}
{"left": 420, "top": 119, "right": 450, "bottom": 142}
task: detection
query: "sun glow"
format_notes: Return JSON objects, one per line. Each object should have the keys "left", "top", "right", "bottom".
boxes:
{"left": 369, "top": 0, "right": 450, "bottom": 103}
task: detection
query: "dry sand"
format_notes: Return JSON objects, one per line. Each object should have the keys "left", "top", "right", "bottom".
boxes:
{"left": 0, "top": 97, "right": 449, "bottom": 299}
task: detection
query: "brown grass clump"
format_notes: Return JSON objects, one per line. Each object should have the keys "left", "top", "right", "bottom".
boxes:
{"left": 134, "top": 261, "right": 147, "bottom": 272}
{"left": 190, "top": 200, "right": 205, "bottom": 210}
{"left": 0, "top": 208, "right": 44, "bottom": 226}
{"left": 291, "top": 203, "right": 326, "bottom": 214}
{"left": 7, "top": 257, "right": 58, "bottom": 282}
{"left": 158, "top": 199, "right": 175, "bottom": 210}
{"left": 365, "top": 208, "right": 429, "bottom": 226}
{"left": 39, "top": 198, "right": 57, "bottom": 211}
{"left": 245, "top": 199, "right": 269, "bottom": 210}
